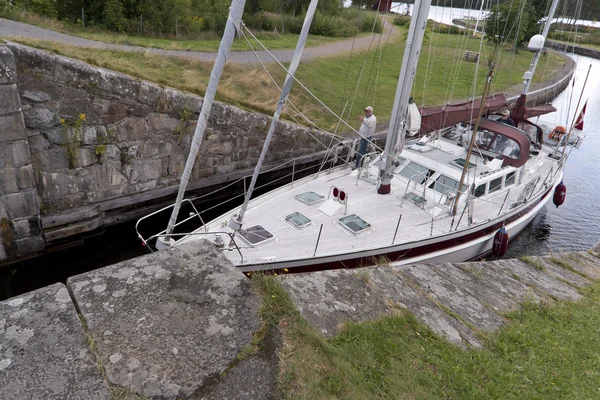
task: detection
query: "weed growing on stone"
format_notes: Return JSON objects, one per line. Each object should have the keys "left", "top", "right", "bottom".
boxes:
{"left": 176, "top": 107, "right": 193, "bottom": 144}
{"left": 520, "top": 256, "right": 546, "bottom": 271}
{"left": 548, "top": 256, "right": 589, "bottom": 279}
{"left": 60, "top": 113, "right": 86, "bottom": 168}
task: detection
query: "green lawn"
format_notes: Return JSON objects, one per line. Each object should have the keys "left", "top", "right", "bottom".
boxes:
{"left": 255, "top": 274, "right": 600, "bottom": 399}
{"left": 10, "top": 28, "right": 565, "bottom": 132}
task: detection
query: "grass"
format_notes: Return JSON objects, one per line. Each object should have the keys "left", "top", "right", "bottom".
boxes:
{"left": 254, "top": 274, "right": 600, "bottom": 399}
{"left": 8, "top": 26, "right": 566, "bottom": 132}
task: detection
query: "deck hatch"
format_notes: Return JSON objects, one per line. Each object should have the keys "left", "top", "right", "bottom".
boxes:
{"left": 295, "top": 191, "right": 325, "bottom": 205}
{"left": 452, "top": 158, "right": 476, "bottom": 170}
{"left": 238, "top": 225, "right": 274, "bottom": 246}
{"left": 404, "top": 192, "right": 427, "bottom": 206}
{"left": 285, "top": 212, "right": 312, "bottom": 228}
{"left": 338, "top": 214, "right": 371, "bottom": 234}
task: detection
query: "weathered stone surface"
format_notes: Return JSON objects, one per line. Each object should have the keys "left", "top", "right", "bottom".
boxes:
{"left": 31, "top": 147, "right": 70, "bottom": 171}
{"left": 0, "top": 113, "right": 26, "bottom": 142}
{"left": 545, "top": 252, "right": 600, "bottom": 280}
{"left": 0, "top": 190, "right": 38, "bottom": 220}
{"left": 490, "top": 259, "right": 582, "bottom": 301}
{"left": 0, "top": 83, "right": 22, "bottom": 115}
{"left": 13, "top": 235, "right": 45, "bottom": 257}
{"left": 0, "top": 46, "right": 18, "bottom": 84}
{"left": 3, "top": 140, "right": 31, "bottom": 168}
{"left": 23, "top": 107, "right": 58, "bottom": 129}
{"left": 73, "top": 146, "right": 98, "bottom": 168}
{"left": 148, "top": 113, "right": 180, "bottom": 134}
{"left": 368, "top": 266, "right": 481, "bottom": 348}
{"left": 537, "top": 256, "right": 592, "bottom": 287}
{"left": 12, "top": 217, "right": 41, "bottom": 239}
{"left": 397, "top": 264, "right": 505, "bottom": 331}
{"left": 455, "top": 261, "right": 546, "bottom": 304}
{"left": 67, "top": 240, "right": 260, "bottom": 399}
{"left": 116, "top": 116, "right": 147, "bottom": 141}
{"left": 22, "top": 89, "right": 51, "bottom": 102}
{"left": 197, "top": 328, "right": 281, "bottom": 400}
{"left": 280, "top": 269, "right": 390, "bottom": 337}
{"left": 27, "top": 133, "right": 51, "bottom": 154}
{"left": 0, "top": 168, "right": 19, "bottom": 195}
{"left": 0, "top": 283, "right": 110, "bottom": 400}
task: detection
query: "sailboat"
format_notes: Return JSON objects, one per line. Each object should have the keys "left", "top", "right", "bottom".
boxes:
{"left": 137, "top": 0, "right": 586, "bottom": 272}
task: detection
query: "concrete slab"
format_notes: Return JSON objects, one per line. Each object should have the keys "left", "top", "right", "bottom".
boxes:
{"left": 537, "top": 256, "right": 592, "bottom": 287}
{"left": 280, "top": 269, "right": 390, "bottom": 337}
{"left": 67, "top": 241, "right": 260, "bottom": 400}
{"left": 455, "top": 261, "right": 547, "bottom": 304}
{"left": 547, "top": 252, "right": 600, "bottom": 281}
{"left": 432, "top": 263, "right": 520, "bottom": 313}
{"left": 490, "top": 259, "right": 582, "bottom": 301}
{"left": 397, "top": 264, "right": 505, "bottom": 331}
{"left": 0, "top": 283, "right": 109, "bottom": 400}
{"left": 368, "top": 266, "right": 481, "bottom": 348}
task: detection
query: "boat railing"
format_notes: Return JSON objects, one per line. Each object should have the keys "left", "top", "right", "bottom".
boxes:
{"left": 142, "top": 231, "right": 244, "bottom": 263}
{"left": 355, "top": 151, "right": 380, "bottom": 186}
{"left": 135, "top": 198, "right": 207, "bottom": 250}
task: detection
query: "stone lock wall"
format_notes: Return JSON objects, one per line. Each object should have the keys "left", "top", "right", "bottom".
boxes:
{"left": 0, "top": 45, "right": 44, "bottom": 261}
{"left": 0, "top": 43, "right": 330, "bottom": 264}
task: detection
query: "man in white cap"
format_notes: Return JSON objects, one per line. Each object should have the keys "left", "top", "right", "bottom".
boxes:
{"left": 355, "top": 106, "right": 377, "bottom": 169}
{"left": 496, "top": 109, "right": 515, "bottom": 127}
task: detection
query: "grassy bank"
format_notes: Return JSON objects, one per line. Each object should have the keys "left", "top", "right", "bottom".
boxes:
{"left": 10, "top": 28, "right": 564, "bottom": 131}
{"left": 255, "top": 274, "right": 600, "bottom": 399}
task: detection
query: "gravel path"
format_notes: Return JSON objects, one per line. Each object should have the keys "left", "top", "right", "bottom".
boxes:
{"left": 0, "top": 17, "right": 399, "bottom": 63}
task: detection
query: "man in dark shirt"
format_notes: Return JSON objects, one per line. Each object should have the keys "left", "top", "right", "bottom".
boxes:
{"left": 497, "top": 109, "right": 515, "bottom": 126}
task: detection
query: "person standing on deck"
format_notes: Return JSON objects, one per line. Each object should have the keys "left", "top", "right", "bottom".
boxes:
{"left": 355, "top": 106, "right": 377, "bottom": 169}
{"left": 496, "top": 109, "right": 515, "bottom": 127}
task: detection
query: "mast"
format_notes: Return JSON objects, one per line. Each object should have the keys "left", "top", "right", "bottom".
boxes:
{"left": 521, "top": 0, "right": 560, "bottom": 95}
{"left": 377, "top": 0, "right": 432, "bottom": 195}
{"left": 229, "top": 0, "right": 320, "bottom": 232}
{"left": 161, "top": 0, "right": 247, "bottom": 247}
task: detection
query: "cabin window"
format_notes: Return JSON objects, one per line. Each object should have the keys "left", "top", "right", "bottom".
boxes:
{"left": 285, "top": 212, "right": 311, "bottom": 229}
{"left": 295, "top": 191, "right": 325, "bottom": 206}
{"left": 505, "top": 171, "right": 516, "bottom": 186}
{"left": 338, "top": 214, "right": 371, "bottom": 234}
{"left": 238, "top": 225, "right": 274, "bottom": 246}
{"left": 452, "top": 158, "right": 476, "bottom": 170}
{"left": 398, "top": 162, "right": 436, "bottom": 184}
{"left": 474, "top": 184, "right": 486, "bottom": 198}
{"left": 489, "top": 177, "right": 503, "bottom": 193}
{"left": 490, "top": 136, "right": 520, "bottom": 159}
{"left": 429, "top": 174, "right": 468, "bottom": 195}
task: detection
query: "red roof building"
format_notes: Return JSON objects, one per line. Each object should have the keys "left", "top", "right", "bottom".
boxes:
{"left": 373, "top": 0, "right": 393, "bottom": 12}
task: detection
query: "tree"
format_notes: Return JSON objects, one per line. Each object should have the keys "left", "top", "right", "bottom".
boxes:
{"left": 485, "top": 0, "right": 537, "bottom": 45}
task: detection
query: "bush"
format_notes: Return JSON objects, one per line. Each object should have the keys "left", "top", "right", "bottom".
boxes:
{"left": 428, "top": 21, "right": 461, "bottom": 35}
{"left": 394, "top": 15, "right": 411, "bottom": 27}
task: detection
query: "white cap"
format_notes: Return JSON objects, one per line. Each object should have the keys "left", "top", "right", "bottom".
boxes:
{"left": 502, "top": 109, "right": 510, "bottom": 116}
{"left": 364, "top": 106, "right": 373, "bottom": 112}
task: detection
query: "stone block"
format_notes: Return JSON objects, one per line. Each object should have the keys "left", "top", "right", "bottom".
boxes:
{"left": 67, "top": 240, "right": 260, "bottom": 399}
{"left": 138, "top": 81, "right": 163, "bottom": 106}
{"left": 99, "top": 101, "right": 129, "bottom": 124}
{"left": 116, "top": 117, "right": 147, "bottom": 141}
{"left": 14, "top": 234, "right": 45, "bottom": 257}
{"left": 80, "top": 126, "right": 98, "bottom": 145}
{"left": 58, "top": 97, "right": 101, "bottom": 125}
{"left": 22, "top": 90, "right": 51, "bottom": 103}
{"left": 0, "top": 190, "right": 38, "bottom": 220}
{"left": 0, "top": 283, "right": 109, "bottom": 400}
{"left": 148, "top": 113, "right": 179, "bottom": 134}
{"left": 73, "top": 147, "right": 98, "bottom": 168}
{"left": 12, "top": 217, "right": 41, "bottom": 239}
{"left": 130, "top": 158, "right": 162, "bottom": 183}
{"left": 31, "top": 147, "right": 70, "bottom": 171}
{"left": 0, "top": 84, "right": 22, "bottom": 115}
{"left": 0, "top": 168, "right": 18, "bottom": 195}
{"left": 0, "top": 114, "right": 26, "bottom": 142}
{"left": 132, "top": 103, "right": 152, "bottom": 117}
{"left": 23, "top": 107, "right": 58, "bottom": 129}
{"left": 27, "top": 134, "right": 51, "bottom": 154}
{"left": 3, "top": 140, "right": 31, "bottom": 168}
{"left": 42, "top": 126, "right": 65, "bottom": 145}
{"left": 0, "top": 46, "right": 18, "bottom": 84}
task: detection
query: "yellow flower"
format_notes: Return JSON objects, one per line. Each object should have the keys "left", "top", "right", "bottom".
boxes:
{"left": 273, "top": 273, "right": 278, "bottom": 276}
{"left": 283, "top": 268, "right": 289, "bottom": 273}
{"left": 79, "top": 113, "right": 86, "bottom": 121}
{"left": 60, "top": 118, "right": 65, "bottom": 124}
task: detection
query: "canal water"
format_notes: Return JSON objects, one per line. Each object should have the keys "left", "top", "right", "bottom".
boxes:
{"left": 1, "top": 52, "right": 599, "bottom": 301}
{"left": 505, "top": 53, "right": 600, "bottom": 257}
